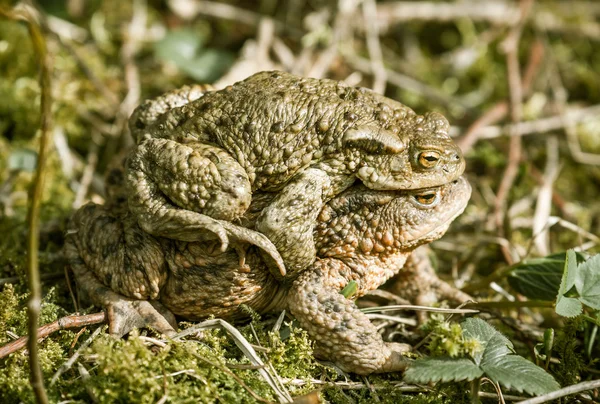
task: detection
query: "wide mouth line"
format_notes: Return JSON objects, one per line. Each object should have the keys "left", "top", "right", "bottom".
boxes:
{"left": 410, "top": 204, "right": 468, "bottom": 240}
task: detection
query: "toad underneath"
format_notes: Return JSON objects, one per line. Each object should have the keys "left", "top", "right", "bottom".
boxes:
{"left": 66, "top": 173, "right": 470, "bottom": 374}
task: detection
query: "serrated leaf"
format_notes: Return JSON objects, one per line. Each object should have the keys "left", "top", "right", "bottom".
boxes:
{"left": 481, "top": 354, "right": 560, "bottom": 395}
{"left": 471, "top": 323, "right": 561, "bottom": 395}
{"left": 404, "top": 357, "right": 483, "bottom": 384}
{"left": 8, "top": 148, "right": 37, "bottom": 172}
{"left": 479, "top": 334, "right": 514, "bottom": 364}
{"left": 575, "top": 254, "right": 600, "bottom": 310}
{"left": 462, "top": 318, "right": 512, "bottom": 347}
{"left": 462, "top": 318, "right": 512, "bottom": 365}
{"left": 410, "top": 318, "right": 559, "bottom": 395}
{"left": 508, "top": 258, "right": 564, "bottom": 300}
{"left": 555, "top": 295, "right": 583, "bottom": 317}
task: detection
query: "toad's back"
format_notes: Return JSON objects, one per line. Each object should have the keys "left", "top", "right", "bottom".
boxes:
{"left": 147, "top": 71, "right": 418, "bottom": 191}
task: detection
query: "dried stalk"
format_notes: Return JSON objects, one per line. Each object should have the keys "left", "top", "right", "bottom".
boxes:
{"left": 0, "top": 313, "right": 106, "bottom": 359}
{"left": 493, "top": 0, "right": 534, "bottom": 264}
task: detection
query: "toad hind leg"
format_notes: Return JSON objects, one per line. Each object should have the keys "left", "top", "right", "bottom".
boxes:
{"left": 126, "top": 138, "right": 286, "bottom": 275}
{"left": 287, "top": 260, "right": 410, "bottom": 375}
{"left": 65, "top": 204, "right": 177, "bottom": 337}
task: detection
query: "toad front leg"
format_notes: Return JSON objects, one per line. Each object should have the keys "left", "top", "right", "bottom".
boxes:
{"left": 287, "top": 259, "right": 410, "bottom": 375}
{"left": 126, "top": 137, "right": 286, "bottom": 275}
{"left": 255, "top": 168, "right": 333, "bottom": 279}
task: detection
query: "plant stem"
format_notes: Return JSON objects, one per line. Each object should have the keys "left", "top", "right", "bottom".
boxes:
{"left": 581, "top": 314, "right": 600, "bottom": 328}
{"left": 467, "top": 300, "right": 554, "bottom": 310}
{"left": 24, "top": 6, "right": 53, "bottom": 404}
{"left": 471, "top": 378, "right": 481, "bottom": 404}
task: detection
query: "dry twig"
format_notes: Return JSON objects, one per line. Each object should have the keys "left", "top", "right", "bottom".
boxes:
{"left": 516, "top": 379, "right": 600, "bottom": 404}
{"left": 493, "top": 0, "right": 534, "bottom": 265}
{"left": 362, "top": 0, "right": 386, "bottom": 94}
{"left": 0, "top": 312, "right": 106, "bottom": 359}
{"left": 457, "top": 39, "right": 544, "bottom": 152}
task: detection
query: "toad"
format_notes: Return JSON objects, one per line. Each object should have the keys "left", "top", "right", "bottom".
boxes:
{"left": 65, "top": 173, "right": 470, "bottom": 374}
{"left": 126, "top": 71, "right": 465, "bottom": 278}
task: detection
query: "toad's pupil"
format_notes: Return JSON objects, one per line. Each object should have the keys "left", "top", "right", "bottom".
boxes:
{"left": 415, "top": 193, "right": 436, "bottom": 204}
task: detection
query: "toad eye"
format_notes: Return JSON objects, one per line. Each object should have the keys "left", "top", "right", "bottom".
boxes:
{"left": 418, "top": 151, "right": 440, "bottom": 168}
{"left": 413, "top": 192, "right": 438, "bottom": 206}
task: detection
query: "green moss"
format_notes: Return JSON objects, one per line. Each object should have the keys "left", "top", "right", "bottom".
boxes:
{"left": 552, "top": 318, "right": 586, "bottom": 387}
{"left": 0, "top": 284, "right": 76, "bottom": 404}
{"left": 420, "top": 316, "right": 482, "bottom": 358}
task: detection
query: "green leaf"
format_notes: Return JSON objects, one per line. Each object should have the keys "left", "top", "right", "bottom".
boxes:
{"left": 408, "top": 318, "right": 559, "bottom": 396}
{"left": 462, "top": 318, "right": 512, "bottom": 365}
{"left": 479, "top": 334, "right": 514, "bottom": 363}
{"left": 563, "top": 250, "right": 578, "bottom": 293}
{"left": 555, "top": 296, "right": 583, "bottom": 317}
{"left": 154, "top": 29, "right": 234, "bottom": 82}
{"left": 404, "top": 357, "right": 483, "bottom": 383}
{"left": 481, "top": 354, "right": 560, "bottom": 395}
{"left": 575, "top": 254, "right": 600, "bottom": 310}
{"left": 177, "top": 49, "right": 235, "bottom": 83}
{"left": 556, "top": 250, "right": 584, "bottom": 317}
{"left": 8, "top": 148, "right": 37, "bottom": 172}
{"left": 465, "top": 318, "right": 559, "bottom": 395}
{"left": 508, "top": 258, "right": 564, "bottom": 300}
{"left": 154, "top": 28, "right": 205, "bottom": 65}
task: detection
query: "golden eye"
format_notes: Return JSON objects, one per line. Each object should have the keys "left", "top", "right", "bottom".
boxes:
{"left": 414, "top": 192, "right": 437, "bottom": 205}
{"left": 418, "top": 151, "right": 440, "bottom": 168}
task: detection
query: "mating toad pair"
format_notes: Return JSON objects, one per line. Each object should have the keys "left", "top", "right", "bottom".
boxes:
{"left": 66, "top": 71, "right": 470, "bottom": 375}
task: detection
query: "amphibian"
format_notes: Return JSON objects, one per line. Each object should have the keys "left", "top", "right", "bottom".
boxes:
{"left": 126, "top": 71, "right": 465, "bottom": 277}
{"left": 66, "top": 173, "right": 471, "bottom": 374}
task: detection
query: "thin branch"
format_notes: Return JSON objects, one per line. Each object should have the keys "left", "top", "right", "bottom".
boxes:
{"left": 346, "top": 53, "right": 471, "bottom": 112}
{"left": 531, "top": 135, "right": 560, "bottom": 255}
{"left": 375, "top": 1, "right": 520, "bottom": 28}
{"left": 72, "top": 131, "right": 101, "bottom": 209}
{"left": 457, "top": 39, "right": 544, "bottom": 152}
{"left": 0, "top": 312, "right": 106, "bottom": 359}
{"left": 454, "top": 104, "right": 600, "bottom": 141}
{"left": 493, "top": 0, "right": 534, "bottom": 264}
{"left": 543, "top": 31, "right": 600, "bottom": 166}
{"left": 0, "top": 271, "right": 64, "bottom": 287}
{"left": 168, "top": 0, "right": 301, "bottom": 36}
{"left": 192, "top": 353, "right": 272, "bottom": 404}
{"left": 50, "top": 325, "right": 105, "bottom": 385}
{"left": 362, "top": 0, "right": 386, "bottom": 94}
{"left": 116, "top": 0, "right": 145, "bottom": 149}
{"left": 308, "top": 0, "right": 358, "bottom": 79}
{"left": 516, "top": 379, "right": 600, "bottom": 404}
{"left": 375, "top": 1, "right": 600, "bottom": 40}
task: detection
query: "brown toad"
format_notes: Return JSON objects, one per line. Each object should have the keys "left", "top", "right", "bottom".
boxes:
{"left": 65, "top": 174, "right": 470, "bottom": 375}
{"left": 126, "top": 71, "right": 465, "bottom": 278}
